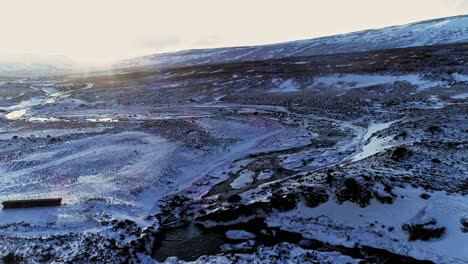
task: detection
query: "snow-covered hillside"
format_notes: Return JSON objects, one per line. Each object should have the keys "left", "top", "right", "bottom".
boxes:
{"left": 2, "top": 15, "right": 466, "bottom": 76}
{"left": 1, "top": 40, "right": 466, "bottom": 263}
{"left": 113, "top": 15, "right": 468, "bottom": 69}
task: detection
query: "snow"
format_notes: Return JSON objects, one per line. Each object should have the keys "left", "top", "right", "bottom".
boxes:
{"left": 352, "top": 135, "right": 393, "bottom": 162}
{"left": 362, "top": 121, "right": 396, "bottom": 142}
{"left": 182, "top": 242, "right": 361, "bottom": 264}
{"left": 451, "top": 93, "right": 468, "bottom": 99}
{"left": 257, "top": 170, "right": 274, "bottom": 181}
{"left": 0, "top": 98, "right": 44, "bottom": 111}
{"left": 225, "top": 230, "right": 256, "bottom": 240}
{"left": 1, "top": 83, "right": 74, "bottom": 121}
{"left": 267, "top": 187, "right": 468, "bottom": 263}
{"left": 111, "top": 16, "right": 468, "bottom": 70}
{"left": 180, "top": 70, "right": 196, "bottom": 77}
{"left": 213, "top": 95, "right": 225, "bottom": 101}
{"left": 431, "top": 19, "right": 453, "bottom": 28}
{"left": 351, "top": 121, "right": 397, "bottom": 162}
{"left": 427, "top": 95, "right": 447, "bottom": 109}
{"left": 0, "top": 16, "right": 466, "bottom": 262}
{"left": 28, "top": 117, "right": 63, "bottom": 122}
{"left": 312, "top": 74, "right": 446, "bottom": 91}
{"left": 230, "top": 170, "right": 255, "bottom": 189}
{"left": 453, "top": 73, "right": 468, "bottom": 82}
{"left": 86, "top": 117, "right": 118, "bottom": 122}
{"left": 270, "top": 79, "right": 299, "bottom": 93}
{"left": 0, "top": 127, "right": 110, "bottom": 140}
{"left": 0, "top": 131, "right": 176, "bottom": 232}
{"left": 5, "top": 109, "right": 27, "bottom": 120}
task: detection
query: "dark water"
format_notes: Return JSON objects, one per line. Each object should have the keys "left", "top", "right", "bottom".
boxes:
{"left": 151, "top": 221, "right": 431, "bottom": 263}
{"left": 152, "top": 224, "right": 225, "bottom": 262}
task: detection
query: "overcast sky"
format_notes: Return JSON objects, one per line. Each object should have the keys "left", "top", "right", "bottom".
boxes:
{"left": 0, "top": 0, "right": 467, "bottom": 64}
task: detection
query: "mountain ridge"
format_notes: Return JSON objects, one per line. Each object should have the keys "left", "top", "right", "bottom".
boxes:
{"left": 112, "top": 14, "right": 468, "bottom": 70}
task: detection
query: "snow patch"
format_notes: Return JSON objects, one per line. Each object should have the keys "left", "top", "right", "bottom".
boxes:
{"left": 352, "top": 121, "right": 397, "bottom": 162}
{"left": 5, "top": 109, "right": 27, "bottom": 120}
{"left": 231, "top": 170, "right": 255, "bottom": 189}
{"left": 86, "top": 118, "right": 118, "bottom": 122}
{"left": 225, "top": 230, "right": 256, "bottom": 240}
{"left": 270, "top": 79, "right": 299, "bottom": 93}
{"left": 451, "top": 93, "right": 468, "bottom": 99}
{"left": 268, "top": 188, "right": 468, "bottom": 263}
{"left": 257, "top": 170, "right": 274, "bottom": 181}
{"left": 453, "top": 73, "right": 468, "bottom": 82}
{"left": 312, "top": 74, "right": 446, "bottom": 91}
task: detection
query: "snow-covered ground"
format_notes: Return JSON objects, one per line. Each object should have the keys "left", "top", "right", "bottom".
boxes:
{"left": 270, "top": 79, "right": 299, "bottom": 93}
{"left": 351, "top": 120, "right": 398, "bottom": 162}
{"left": 312, "top": 74, "right": 446, "bottom": 91}
{"left": 451, "top": 93, "right": 468, "bottom": 99}
{"left": 0, "top": 26, "right": 467, "bottom": 263}
{"left": 267, "top": 187, "right": 468, "bottom": 263}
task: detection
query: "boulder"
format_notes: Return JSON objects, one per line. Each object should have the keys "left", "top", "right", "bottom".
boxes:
{"left": 299, "top": 186, "right": 329, "bottom": 208}
{"left": 402, "top": 219, "right": 445, "bottom": 241}
{"left": 390, "top": 147, "right": 411, "bottom": 161}
{"left": 270, "top": 192, "right": 298, "bottom": 212}
{"left": 419, "top": 193, "right": 431, "bottom": 200}
{"left": 461, "top": 216, "right": 468, "bottom": 233}
{"left": 335, "top": 178, "right": 373, "bottom": 207}
{"left": 426, "top": 126, "right": 443, "bottom": 134}
{"left": 227, "top": 194, "right": 242, "bottom": 203}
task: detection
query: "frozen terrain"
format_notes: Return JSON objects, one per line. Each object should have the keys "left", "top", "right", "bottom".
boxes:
{"left": 0, "top": 19, "right": 467, "bottom": 264}
{"left": 112, "top": 15, "right": 468, "bottom": 70}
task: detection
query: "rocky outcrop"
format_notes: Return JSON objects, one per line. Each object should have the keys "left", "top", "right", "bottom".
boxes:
{"left": 402, "top": 218, "right": 445, "bottom": 241}
{"left": 299, "top": 186, "right": 329, "bottom": 208}
{"left": 270, "top": 192, "right": 298, "bottom": 212}
{"left": 390, "top": 147, "right": 411, "bottom": 161}
{"left": 461, "top": 216, "right": 468, "bottom": 233}
{"left": 335, "top": 178, "right": 374, "bottom": 207}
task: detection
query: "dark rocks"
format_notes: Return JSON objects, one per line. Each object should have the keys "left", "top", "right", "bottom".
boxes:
{"left": 374, "top": 185, "right": 397, "bottom": 204}
{"left": 344, "top": 178, "right": 359, "bottom": 190}
{"left": 420, "top": 193, "right": 431, "bottom": 200}
{"left": 38, "top": 252, "right": 54, "bottom": 262}
{"left": 168, "top": 195, "right": 189, "bottom": 207}
{"left": 393, "top": 131, "right": 407, "bottom": 140}
{"left": 299, "top": 186, "right": 329, "bottom": 208}
{"left": 390, "top": 147, "right": 411, "bottom": 161}
{"left": 2, "top": 252, "right": 22, "bottom": 264}
{"left": 159, "top": 214, "right": 188, "bottom": 229}
{"left": 461, "top": 216, "right": 468, "bottom": 233}
{"left": 270, "top": 229, "right": 303, "bottom": 244}
{"left": 335, "top": 178, "right": 374, "bottom": 207}
{"left": 227, "top": 194, "right": 242, "bottom": 203}
{"left": 326, "top": 169, "right": 334, "bottom": 186}
{"left": 459, "top": 179, "right": 468, "bottom": 195}
{"left": 270, "top": 192, "right": 298, "bottom": 212}
{"left": 402, "top": 219, "right": 445, "bottom": 241}
{"left": 426, "top": 126, "right": 443, "bottom": 134}
{"left": 374, "top": 191, "right": 396, "bottom": 204}
{"left": 114, "top": 219, "right": 136, "bottom": 230}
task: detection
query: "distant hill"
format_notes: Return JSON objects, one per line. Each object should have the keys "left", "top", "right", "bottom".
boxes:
{"left": 113, "top": 15, "right": 468, "bottom": 70}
